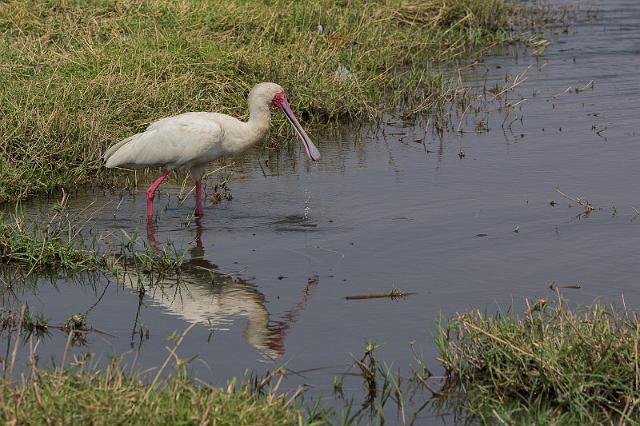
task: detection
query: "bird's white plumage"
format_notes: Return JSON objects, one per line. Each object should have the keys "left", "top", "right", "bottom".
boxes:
{"left": 104, "top": 112, "right": 226, "bottom": 171}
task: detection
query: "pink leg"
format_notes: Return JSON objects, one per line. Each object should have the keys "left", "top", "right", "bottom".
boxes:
{"left": 194, "top": 217, "right": 203, "bottom": 249}
{"left": 146, "top": 170, "right": 170, "bottom": 218}
{"left": 146, "top": 216, "right": 160, "bottom": 252}
{"left": 194, "top": 179, "right": 204, "bottom": 217}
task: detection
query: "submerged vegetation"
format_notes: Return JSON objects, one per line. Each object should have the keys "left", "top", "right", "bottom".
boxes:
{"left": 435, "top": 296, "right": 640, "bottom": 424}
{"left": 0, "top": 0, "right": 528, "bottom": 201}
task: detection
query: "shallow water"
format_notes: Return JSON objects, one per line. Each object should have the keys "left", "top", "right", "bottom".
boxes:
{"left": 3, "top": 0, "right": 640, "bottom": 422}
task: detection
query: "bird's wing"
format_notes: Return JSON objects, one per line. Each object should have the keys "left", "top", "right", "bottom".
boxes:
{"left": 104, "top": 113, "right": 224, "bottom": 169}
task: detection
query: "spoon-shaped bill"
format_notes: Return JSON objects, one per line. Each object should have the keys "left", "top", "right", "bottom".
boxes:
{"left": 278, "top": 99, "right": 321, "bottom": 161}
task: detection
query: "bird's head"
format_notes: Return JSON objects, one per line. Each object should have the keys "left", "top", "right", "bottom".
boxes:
{"left": 250, "top": 82, "right": 320, "bottom": 161}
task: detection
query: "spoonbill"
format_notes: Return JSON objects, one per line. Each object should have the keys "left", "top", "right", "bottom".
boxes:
{"left": 103, "top": 82, "right": 320, "bottom": 217}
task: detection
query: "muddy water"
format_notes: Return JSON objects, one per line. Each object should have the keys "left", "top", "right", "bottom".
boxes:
{"left": 3, "top": 0, "right": 640, "bottom": 422}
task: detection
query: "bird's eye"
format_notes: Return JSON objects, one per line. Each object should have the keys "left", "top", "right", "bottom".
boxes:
{"left": 271, "top": 92, "right": 286, "bottom": 107}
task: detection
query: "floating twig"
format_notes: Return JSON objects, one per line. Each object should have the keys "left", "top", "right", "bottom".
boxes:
{"left": 489, "top": 64, "right": 532, "bottom": 101}
{"left": 548, "top": 280, "right": 582, "bottom": 290}
{"left": 345, "top": 288, "right": 416, "bottom": 300}
{"left": 552, "top": 86, "right": 573, "bottom": 98}
{"left": 555, "top": 187, "right": 600, "bottom": 216}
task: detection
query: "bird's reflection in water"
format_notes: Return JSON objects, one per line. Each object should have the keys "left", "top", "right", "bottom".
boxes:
{"left": 131, "top": 218, "right": 319, "bottom": 360}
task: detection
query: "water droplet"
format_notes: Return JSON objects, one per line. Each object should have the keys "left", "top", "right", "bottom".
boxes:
{"left": 303, "top": 190, "right": 312, "bottom": 221}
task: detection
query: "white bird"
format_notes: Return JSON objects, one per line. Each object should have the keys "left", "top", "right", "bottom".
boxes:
{"left": 104, "top": 82, "right": 321, "bottom": 217}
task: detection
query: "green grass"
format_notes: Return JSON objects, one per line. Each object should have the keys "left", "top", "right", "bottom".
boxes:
{"left": 0, "top": 0, "right": 520, "bottom": 202}
{"left": 0, "top": 209, "right": 102, "bottom": 272}
{"left": 435, "top": 296, "right": 640, "bottom": 424}
{"left": 0, "top": 205, "right": 186, "bottom": 274}
{"left": 0, "top": 365, "right": 309, "bottom": 425}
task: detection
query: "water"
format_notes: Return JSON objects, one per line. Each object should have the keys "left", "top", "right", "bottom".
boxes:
{"left": 3, "top": 0, "right": 640, "bottom": 422}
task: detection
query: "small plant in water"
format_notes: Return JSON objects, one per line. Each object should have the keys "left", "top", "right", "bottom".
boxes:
{"left": 63, "top": 314, "right": 87, "bottom": 332}
{"left": 115, "top": 229, "right": 186, "bottom": 276}
{"left": 0, "top": 306, "right": 50, "bottom": 338}
{"left": 63, "top": 313, "right": 89, "bottom": 346}
{"left": 22, "top": 307, "right": 49, "bottom": 337}
{"left": 211, "top": 176, "right": 233, "bottom": 205}
{"left": 488, "top": 82, "right": 503, "bottom": 96}
{"left": 474, "top": 118, "right": 489, "bottom": 132}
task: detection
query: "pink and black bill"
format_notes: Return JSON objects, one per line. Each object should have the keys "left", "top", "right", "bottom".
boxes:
{"left": 272, "top": 92, "right": 321, "bottom": 161}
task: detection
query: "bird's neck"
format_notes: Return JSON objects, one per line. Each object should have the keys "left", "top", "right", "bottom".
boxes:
{"left": 223, "top": 103, "right": 271, "bottom": 155}
{"left": 246, "top": 101, "right": 272, "bottom": 142}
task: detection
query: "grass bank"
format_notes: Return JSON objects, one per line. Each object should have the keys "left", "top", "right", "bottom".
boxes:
{"left": 435, "top": 296, "right": 640, "bottom": 424}
{"left": 0, "top": 0, "right": 521, "bottom": 201}
{"left": 0, "top": 321, "right": 422, "bottom": 425}
{"left": 0, "top": 365, "right": 308, "bottom": 425}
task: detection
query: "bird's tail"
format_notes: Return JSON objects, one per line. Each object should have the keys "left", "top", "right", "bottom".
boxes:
{"left": 103, "top": 134, "right": 139, "bottom": 167}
